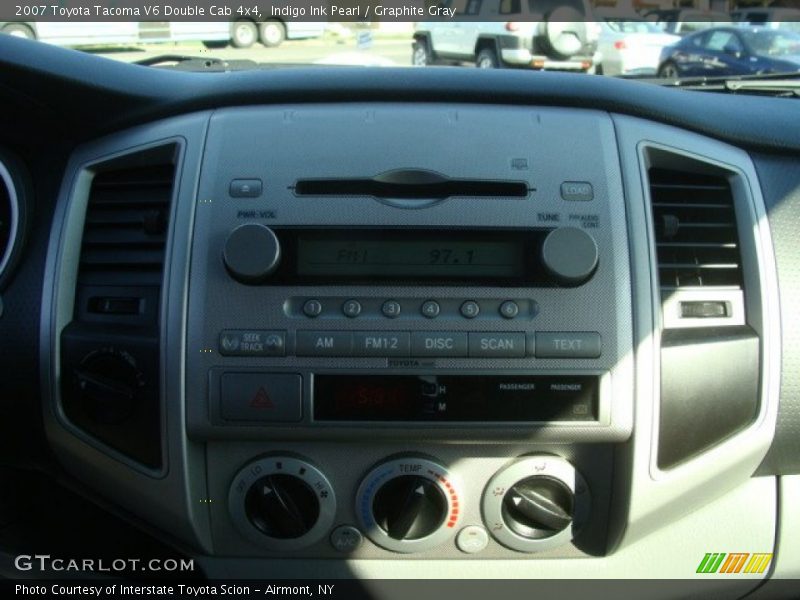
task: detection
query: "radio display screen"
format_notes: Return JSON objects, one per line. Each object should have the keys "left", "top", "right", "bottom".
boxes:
{"left": 313, "top": 375, "right": 599, "bottom": 422}
{"left": 291, "top": 229, "right": 532, "bottom": 283}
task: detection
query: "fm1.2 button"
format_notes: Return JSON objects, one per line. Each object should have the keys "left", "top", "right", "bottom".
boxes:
{"left": 342, "top": 299, "right": 362, "bottom": 318}
{"left": 303, "top": 299, "right": 323, "bottom": 318}
{"left": 382, "top": 300, "right": 401, "bottom": 319}
{"left": 499, "top": 301, "right": 519, "bottom": 319}
{"left": 460, "top": 301, "right": 480, "bottom": 319}
{"left": 354, "top": 332, "right": 410, "bottom": 357}
{"left": 421, "top": 300, "right": 440, "bottom": 319}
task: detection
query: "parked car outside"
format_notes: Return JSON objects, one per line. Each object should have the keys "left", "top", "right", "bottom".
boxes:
{"left": 595, "top": 12, "right": 680, "bottom": 76}
{"left": 208, "top": 19, "right": 327, "bottom": 49}
{"left": 644, "top": 9, "right": 733, "bottom": 36}
{"left": 0, "top": 21, "right": 229, "bottom": 47}
{"left": 413, "top": 0, "right": 599, "bottom": 71}
{"left": 657, "top": 26, "right": 800, "bottom": 79}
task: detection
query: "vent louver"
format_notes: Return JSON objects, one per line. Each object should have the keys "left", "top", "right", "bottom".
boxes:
{"left": 648, "top": 168, "right": 744, "bottom": 293}
{"left": 77, "top": 164, "right": 174, "bottom": 289}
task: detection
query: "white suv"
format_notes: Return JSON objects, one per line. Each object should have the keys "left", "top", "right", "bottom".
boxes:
{"left": 413, "top": 0, "right": 598, "bottom": 71}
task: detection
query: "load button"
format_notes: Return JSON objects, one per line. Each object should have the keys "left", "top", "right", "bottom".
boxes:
{"left": 535, "top": 332, "right": 602, "bottom": 358}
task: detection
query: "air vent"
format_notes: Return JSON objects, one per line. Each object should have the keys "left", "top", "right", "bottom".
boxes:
{"left": 77, "top": 164, "right": 173, "bottom": 289}
{"left": 649, "top": 168, "right": 743, "bottom": 292}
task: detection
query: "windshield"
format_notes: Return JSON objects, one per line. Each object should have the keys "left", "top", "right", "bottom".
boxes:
{"left": 3, "top": 1, "right": 800, "bottom": 83}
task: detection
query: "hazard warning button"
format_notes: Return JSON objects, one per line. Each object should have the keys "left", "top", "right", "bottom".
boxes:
{"left": 221, "top": 373, "right": 302, "bottom": 422}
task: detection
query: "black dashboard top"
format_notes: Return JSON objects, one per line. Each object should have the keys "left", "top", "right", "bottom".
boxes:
{"left": 2, "top": 35, "right": 800, "bottom": 152}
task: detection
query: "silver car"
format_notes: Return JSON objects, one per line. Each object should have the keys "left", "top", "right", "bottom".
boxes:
{"left": 596, "top": 17, "right": 680, "bottom": 76}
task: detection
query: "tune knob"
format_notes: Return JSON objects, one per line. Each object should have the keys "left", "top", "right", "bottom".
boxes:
{"left": 223, "top": 223, "right": 281, "bottom": 283}
{"left": 541, "top": 227, "right": 598, "bottom": 286}
{"left": 483, "top": 455, "right": 589, "bottom": 553}
{"left": 357, "top": 457, "right": 461, "bottom": 553}
{"left": 229, "top": 456, "right": 336, "bottom": 550}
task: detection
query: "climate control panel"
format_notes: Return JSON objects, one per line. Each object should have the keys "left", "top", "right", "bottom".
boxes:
{"left": 224, "top": 451, "right": 597, "bottom": 557}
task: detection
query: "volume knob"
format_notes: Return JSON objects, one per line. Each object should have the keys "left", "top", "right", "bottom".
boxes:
{"left": 223, "top": 223, "right": 281, "bottom": 283}
{"left": 541, "top": 227, "right": 598, "bottom": 286}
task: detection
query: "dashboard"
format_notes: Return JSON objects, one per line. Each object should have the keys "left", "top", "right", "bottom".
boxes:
{"left": 1, "top": 34, "right": 799, "bottom": 593}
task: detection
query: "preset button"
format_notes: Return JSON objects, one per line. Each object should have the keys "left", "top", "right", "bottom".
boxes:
{"left": 354, "top": 332, "right": 411, "bottom": 357}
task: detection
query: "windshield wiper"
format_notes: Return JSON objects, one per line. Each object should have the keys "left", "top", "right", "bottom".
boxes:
{"left": 657, "top": 70, "right": 800, "bottom": 96}
{"left": 133, "top": 54, "right": 257, "bottom": 72}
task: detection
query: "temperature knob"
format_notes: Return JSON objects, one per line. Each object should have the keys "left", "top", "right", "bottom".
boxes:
{"left": 541, "top": 227, "right": 598, "bottom": 286}
{"left": 482, "top": 455, "right": 589, "bottom": 553}
{"left": 229, "top": 456, "right": 336, "bottom": 551}
{"left": 356, "top": 457, "right": 461, "bottom": 553}
{"left": 223, "top": 223, "right": 281, "bottom": 283}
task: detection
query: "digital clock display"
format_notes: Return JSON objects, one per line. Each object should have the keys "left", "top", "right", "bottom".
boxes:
{"left": 295, "top": 230, "right": 527, "bottom": 281}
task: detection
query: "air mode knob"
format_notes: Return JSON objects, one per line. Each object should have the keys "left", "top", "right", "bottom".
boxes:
{"left": 223, "top": 223, "right": 281, "bottom": 283}
{"left": 229, "top": 456, "right": 336, "bottom": 551}
{"left": 357, "top": 457, "right": 462, "bottom": 553}
{"left": 482, "top": 455, "right": 589, "bottom": 553}
{"left": 541, "top": 227, "right": 598, "bottom": 286}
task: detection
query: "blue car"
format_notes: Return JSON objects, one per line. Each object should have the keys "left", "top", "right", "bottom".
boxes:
{"left": 657, "top": 26, "right": 800, "bottom": 78}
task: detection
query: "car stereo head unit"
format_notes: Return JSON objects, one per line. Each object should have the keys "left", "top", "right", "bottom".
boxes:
{"left": 184, "top": 104, "right": 634, "bottom": 442}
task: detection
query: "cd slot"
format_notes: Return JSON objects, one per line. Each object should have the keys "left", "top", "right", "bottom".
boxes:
{"left": 294, "top": 169, "right": 528, "bottom": 200}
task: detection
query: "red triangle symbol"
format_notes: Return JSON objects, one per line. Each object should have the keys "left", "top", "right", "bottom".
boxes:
{"left": 249, "top": 386, "right": 274, "bottom": 409}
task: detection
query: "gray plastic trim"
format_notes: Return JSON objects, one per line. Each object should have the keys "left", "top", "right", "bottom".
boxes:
{"left": 39, "top": 112, "right": 215, "bottom": 552}
{"left": 611, "top": 115, "right": 781, "bottom": 547}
